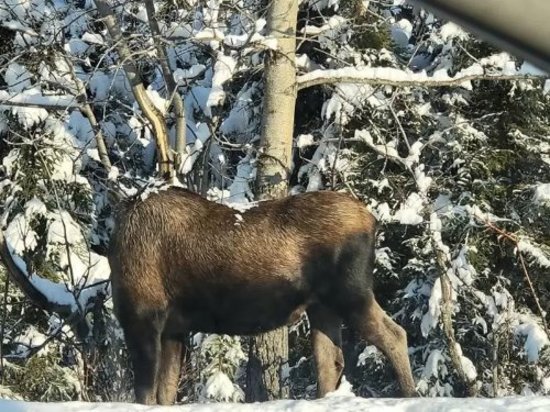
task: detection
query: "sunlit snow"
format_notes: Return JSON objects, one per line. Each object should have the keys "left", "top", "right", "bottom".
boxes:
{"left": 2, "top": 395, "right": 550, "bottom": 412}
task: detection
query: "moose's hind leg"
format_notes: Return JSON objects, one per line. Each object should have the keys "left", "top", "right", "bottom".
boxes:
{"left": 308, "top": 304, "right": 345, "bottom": 398}
{"left": 332, "top": 231, "right": 416, "bottom": 396}
{"left": 350, "top": 295, "right": 416, "bottom": 397}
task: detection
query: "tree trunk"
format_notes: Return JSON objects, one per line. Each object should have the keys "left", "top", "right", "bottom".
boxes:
{"left": 246, "top": 328, "right": 289, "bottom": 401}
{"left": 246, "top": 0, "right": 298, "bottom": 402}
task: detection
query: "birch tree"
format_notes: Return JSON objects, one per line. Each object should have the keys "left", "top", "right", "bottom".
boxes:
{"left": 246, "top": 0, "right": 299, "bottom": 401}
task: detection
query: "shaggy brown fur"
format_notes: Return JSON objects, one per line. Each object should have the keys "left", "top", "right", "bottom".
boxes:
{"left": 109, "top": 188, "right": 416, "bottom": 404}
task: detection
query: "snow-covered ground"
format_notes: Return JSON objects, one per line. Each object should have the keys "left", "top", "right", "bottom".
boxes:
{"left": 2, "top": 396, "right": 550, "bottom": 412}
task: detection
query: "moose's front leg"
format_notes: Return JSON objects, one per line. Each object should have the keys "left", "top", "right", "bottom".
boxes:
{"left": 123, "top": 316, "right": 163, "bottom": 404}
{"left": 156, "top": 337, "right": 185, "bottom": 405}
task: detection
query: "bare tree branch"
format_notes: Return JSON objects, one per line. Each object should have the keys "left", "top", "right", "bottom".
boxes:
{"left": 297, "top": 68, "right": 548, "bottom": 91}
{"left": 95, "top": 0, "right": 173, "bottom": 178}
{"left": 143, "top": 0, "right": 186, "bottom": 174}
{"left": 435, "top": 246, "right": 478, "bottom": 396}
{"left": 0, "top": 94, "right": 81, "bottom": 110}
{"left": 59, "top": 55, "right": 112, "bottom": 172}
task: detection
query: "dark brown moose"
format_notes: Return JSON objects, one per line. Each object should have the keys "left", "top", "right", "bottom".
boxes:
{"left": 109, "top": 187, "right": 416, "bottom": 404}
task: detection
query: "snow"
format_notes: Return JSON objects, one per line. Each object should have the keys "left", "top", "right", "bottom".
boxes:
{"left": 174, "top": 65, "right": 207, "bottom": 83}
{"left": 296, "top": 134, "right": 315, "bottom": 149}
{"left": 3, "top": 396, "right": 550, "bottom": 412}
{"left": 451, "top": 246, "right": 478, "bottom": 286}
{"left": 394, "top": 193, "right": 424, "bottom": 225}
{"left": 47, "top": 211, "right": 84, "bottom": 245}
{"left": 517, "top": 238, "right": 550, "bottom": 268}
{"left": 374, "top": 202, "right": 392, "bottom": 222}
{"left": 421, "top": 349, "right": 446, "bottom": 380}
{"left": 219, "top": 83, "right": 259, "bottom": 137}
{"left": 5, "top": 213, "right": 39, "bottom": 254}
{"left": 146, "top": 87, "right": 170, "bottom": 114}
{"left": 89, "top": 72, "right": 111, "bottom": 102}
{"left": 391, "top": 19, "right": 413, "bottom": 48}
{"left": 69, "top": 111, "right": 94, "bottom": 143}
{"left": 5, "top": 62, "right": 32, "bottom": 93}
{"left": 2, "top": 200, "right": 111, "bottom": 312}
{"left": 439, "top": 22, "right": 468, "bottom": 42}
{"left": 455, "top": 343, "right": 477, "bottom": 381}
{"left": 301, "top": 16, "right": 347, "bottom": 36}
{"left": 421, "top": 278, "right": 442, "bottom": 337}
{"left": 204, "top": 371, "right": 243, "bottom": 402}
{"left": 516, "top": 316, "right": 550, "bottom": 363}
{"left": 12, "top": 325, "right": 49, "bottom": 357}
{"left": 533, "top": 183, "right": 550, "bottom": 206}
{"left": 0, "top": 90, "right": 79, "bottom": 109}
{"left": 299, "top": 52, "right": 543, "bottom": 89}
{"left": 81, "top": 32, "right": 104, "bottom": 45}
{"left": 413, "top": 165, "right": 432, "bottom": 194}
{"left": 1, "top": 20, "right": 38, "bottom": 36}
{"left": 356, "top": 130, "right": 399, "bottom": 159}
{"left": 227, "top": 156, "right": 255, "bottom": 203}
{"left": 8, "top": 248, "right": 78, "bottom": 310}
{"left": 357, "top": 345, "right": 381, "bottom": 366}
{"left": 206, "top": 53, "right": 237, "bottom": 114}
{"left": 298, "top": 66, "right": 462, "bottom": 87}
{"left": 65, "top": 39, "right": 90, "bottom": 56}
{"left": 224, "top": 31, "right": 277, "bottom": 50}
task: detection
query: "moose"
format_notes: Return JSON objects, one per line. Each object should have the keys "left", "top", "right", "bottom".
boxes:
{"left": 109, "top": 187, "right": 416, "bottom": 404}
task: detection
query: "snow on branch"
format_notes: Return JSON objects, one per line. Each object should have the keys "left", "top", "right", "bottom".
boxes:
{"left": 0, "top": 230, "right": 75, "bottom": 316}
{"left": 0, "top": 91, "right": 81, "bottom": 110}
{"left": 297, "top": 67, "right": 548, "bottom": 91}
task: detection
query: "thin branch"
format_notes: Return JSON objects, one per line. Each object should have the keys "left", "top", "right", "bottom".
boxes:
{"left": 481, "top": 219, "right": 550, "bottom": 338}
{"left": 437, "top": 251, "right": 478, "bottom": 396}
{"left": 59, "top": 55, "right": 112, "bottom": 171}
{"left": 0, "top": 274, "right": 9, "bottom": 382}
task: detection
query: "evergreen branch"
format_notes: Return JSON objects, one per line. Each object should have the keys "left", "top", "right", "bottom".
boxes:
{"left": 363, "top": 134, "right": 478, "bottom": 395}
{"left": 0, "top": 231, "right": 73, "bottom": 317}
{"left": 0, "top": 230, "right": 91, "bottom": 343}
{"left": 0, "top": 274, "right": 9, "bottom": 382}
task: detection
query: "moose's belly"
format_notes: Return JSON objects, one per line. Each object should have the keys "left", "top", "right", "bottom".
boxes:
{"left": 167, "top": 279, "right": 309, "bottom": 336}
